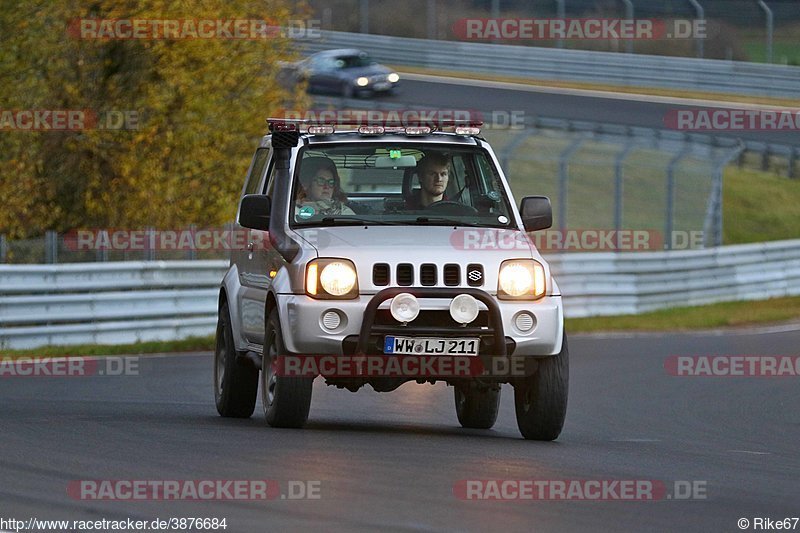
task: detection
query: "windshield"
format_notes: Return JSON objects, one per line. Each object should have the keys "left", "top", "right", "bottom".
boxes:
{"left": 291, "top": 144, "right": 515, "bottom": 228}
{"left": 334, "top": 54, "right": 373, "bottom": 68}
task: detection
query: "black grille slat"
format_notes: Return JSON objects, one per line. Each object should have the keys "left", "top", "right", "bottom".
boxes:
{"left": 397, "top": 263, "right": 413, "bottom": 286}
{"left": 420, "top": 264, "right": 437, "bottom": 286}
{"left": 466, "top": 264, "right": 484, "bottom": 287}
{"left": 443, "top": 264, "right": 460, "bottom": 286}
{"left": 373, "top": 263, "right": 390, "bottom": 286}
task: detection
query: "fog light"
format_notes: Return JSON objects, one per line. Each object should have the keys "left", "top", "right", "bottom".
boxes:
{"left": 390, "top": 293, "right": 419, "bottom": 323}
{"left": 449, "top": 294, "right": 479, "bottom": 325}
{"left": 322, "top": 310, "right": 341, "bottom": 330}
{"left": 514, "top": 312, "right": 536, "bottom": 333}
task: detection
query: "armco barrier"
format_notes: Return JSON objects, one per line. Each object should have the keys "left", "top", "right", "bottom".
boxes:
{"left": 299, "top": 30, "right": 800, "bottom": 99}
{"left": 1, "top": 241, "right": 799, "bottom": 349}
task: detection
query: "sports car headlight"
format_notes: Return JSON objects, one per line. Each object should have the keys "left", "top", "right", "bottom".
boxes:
{"left": 387, "top": 73, "right": 400, "bottom": 83}
{"left": 356, "top": 76, "right": 369, "bottom": 87}
{"left": 306, "top": 259, "right": 358, "bottom": 299}
{"left": 498, "top": 260, "right": 546, "bottom": 300}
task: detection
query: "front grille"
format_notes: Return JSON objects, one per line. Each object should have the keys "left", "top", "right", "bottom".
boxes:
{"left": 396, "top": 263, "right": 413, "bottom": 286}
{"left": 420, "top": 264, "right": 437, "bottom": 286}
{"left": 443, "top": 264, "right": 460, "bottom": 286}
{"left": 373, "top": 263, "right": 390, "bottom": 286}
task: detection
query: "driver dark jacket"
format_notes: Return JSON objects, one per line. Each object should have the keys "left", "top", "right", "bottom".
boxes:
{"left": 404, "top": 189, "right": 448, "bottom": 210}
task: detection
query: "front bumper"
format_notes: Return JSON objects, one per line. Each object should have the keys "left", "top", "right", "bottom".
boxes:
{"left": 276, "top": 288, "right": 563, "bottom": 357}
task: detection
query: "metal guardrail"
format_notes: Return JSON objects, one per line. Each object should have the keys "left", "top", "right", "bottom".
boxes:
{"left": 0, "top": 262, "right": 226, "bottom": 349}
{"left": 2, "top": 242, "right": 799, "bottom": 349}
{"left": 300, "top": 30, "right": 800, "bottom": 99}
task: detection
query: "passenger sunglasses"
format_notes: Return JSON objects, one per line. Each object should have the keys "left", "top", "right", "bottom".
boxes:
{"left": 312, "top": 177, "right": 336, "bottom": 187}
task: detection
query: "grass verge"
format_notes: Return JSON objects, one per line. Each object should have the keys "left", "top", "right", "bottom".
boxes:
{"left": 0, "top": 336, "right": 215, "bottom": 358}
{"left": 566, "top": 296, "right": 800, "bottom": 333}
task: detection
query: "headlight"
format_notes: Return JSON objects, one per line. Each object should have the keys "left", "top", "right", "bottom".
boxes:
{"left": 387, "top": 72, "right": 400, "bottom": 83}
{"left": 306, "top": 259, "right": 358, "bottom": 299}
{"left": 356, "top": 76, "right": 369, "bottom": 87}
{"left": 498, "top": 260, "right": 546, "bottom": 300}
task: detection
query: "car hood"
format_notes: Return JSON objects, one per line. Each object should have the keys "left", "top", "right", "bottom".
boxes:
{"left": 292, "top": 225, "right": 547, "bottom": 292}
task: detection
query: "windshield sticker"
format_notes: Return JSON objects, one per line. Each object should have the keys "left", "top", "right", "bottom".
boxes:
{"left": 298, "top": 205, "right": 316, "bottom": 219}
{"left": 497, "top": 215, "right": 509, "bottom": 224}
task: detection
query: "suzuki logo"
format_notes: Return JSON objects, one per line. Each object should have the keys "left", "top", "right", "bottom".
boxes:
{"left": 467, "top": 269, "right": 482, "bottom": 282}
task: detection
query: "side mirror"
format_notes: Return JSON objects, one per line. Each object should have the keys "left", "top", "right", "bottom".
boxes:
{"left": 520, "top": 196, "right": 553, "bottom": 232}
{"left": 239, "top": 194, "right": 271, "bottom": 231}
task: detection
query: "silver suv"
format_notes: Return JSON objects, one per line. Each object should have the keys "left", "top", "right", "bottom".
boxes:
{"left": 213, "top": 119, "right": 568, "bottom": 440}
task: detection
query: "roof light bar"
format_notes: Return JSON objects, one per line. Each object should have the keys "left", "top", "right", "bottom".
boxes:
{"left": 404, "top": 126, "right": 432, "bottom": 135}
{"left": 357, "top": 125, "right": 385, "bottom": 135}
{"left": 455, "top": 126, "right": 481, "bottom": 135}
{"left": 266, "top": 118, "right": 484, "bottom": 136}
{"left": 307, "top": 125, "right": 335, "bottom": 135}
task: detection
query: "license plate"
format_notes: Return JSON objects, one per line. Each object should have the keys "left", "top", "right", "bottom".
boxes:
{"left": 384, "top": 336, "right": 480, "bottom": 356}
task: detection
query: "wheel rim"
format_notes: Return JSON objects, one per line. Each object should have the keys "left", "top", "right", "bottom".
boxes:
{"left": 214, "top": 326, "right": 226, "bottom": 398}
{"left": 265, "top": 327, "right": 278, "bottom": 407}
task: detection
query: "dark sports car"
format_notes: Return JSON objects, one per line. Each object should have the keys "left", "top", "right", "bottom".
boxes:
{"left": 283, "top": 49, "right": 400, "bottom": 98}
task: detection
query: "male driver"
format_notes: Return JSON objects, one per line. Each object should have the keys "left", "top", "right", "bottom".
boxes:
{"left": 406, "top": 152, "right": 450, "bottom": 209}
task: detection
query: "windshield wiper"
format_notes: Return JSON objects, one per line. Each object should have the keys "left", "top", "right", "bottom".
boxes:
{"left": 412, "top": 217, "right": 493, "bottom": 228}
{"left": 317, "top": 216, "right": 400, "bottom": 226}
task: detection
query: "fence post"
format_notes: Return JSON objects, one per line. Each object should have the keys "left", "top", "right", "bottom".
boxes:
{"left": 0, "top": 234, "right": 6, "bottom": 263}
{"left": 555, "top": 0, "right": 565, "bottom": 49}
{"left": 427, "top": 0, "right": 436, "bottom": 40}
{"left": 703, "top": 143, "right": 745, "bottom": 248}
{"left": 664, "top": 145, "right": 692, "bottom": 250}
{"left": 360, "top": 0, "right": 369, "bottom": 34}
{"left": 557, "top": 137, "right": 585, "bottom": 232}
{"left": 757, "top": 0, "right": 773, "bottom": 63}
{"left": 187, "top": 224, "right": 197, "bottom": 260}
{"left": 621, "top": 0, "right": 634, "bottom": 54}
{"left": 146, "top": 227, "right": 156, "bottom": 261}
{"left": 614, "top": 140, "right": 636, "bottom": 237}
{"left": 688, "top": 0, "right": 705, "bottom": 58}
{"left": 45, "top": 230, "right": 58, "bottom": 264}
{"left": 500, "top": 127, "right": 538, "bottom": 174}
{"left": 96, "top": 230, "right": 109, "bottom": 262}
{"left": 788, "top": 149, "right": 796, "bottom": 179}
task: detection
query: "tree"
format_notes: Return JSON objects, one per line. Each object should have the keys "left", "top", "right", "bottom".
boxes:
{"left": 0, "top": 0, "right": 309, "bottom": 238}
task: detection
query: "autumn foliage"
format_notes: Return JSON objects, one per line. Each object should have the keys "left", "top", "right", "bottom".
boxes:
{"left": 0, "top": 0, "right": 308, "bottom": 238}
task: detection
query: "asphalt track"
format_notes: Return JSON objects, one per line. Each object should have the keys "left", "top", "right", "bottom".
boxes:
{"left": 376, "top": 74, "right": 800, "bottom": 147}
{"left": 2, "top": 327, "right": 799, "bottom": 532}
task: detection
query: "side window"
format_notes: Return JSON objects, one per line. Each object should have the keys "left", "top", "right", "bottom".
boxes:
{"left": 264, "top": 160, "right": 276, "bottom": 196}
{"left": 243, "top": 148, "right": 269, "bottom": 196}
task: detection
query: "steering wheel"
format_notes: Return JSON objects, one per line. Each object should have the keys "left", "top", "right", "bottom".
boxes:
{"left": 425, "top": 200, "right": 478, "bottom": 215}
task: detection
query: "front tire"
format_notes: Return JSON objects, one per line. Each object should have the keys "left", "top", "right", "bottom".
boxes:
{"left": 214, "top": 301, "right": 258, "bottom": 418}
{"left": 513, "top": 334, "right": 569, "bottom": 441}
{"left": 262, "top": 309, "right": 313, "bottom": 428}
{"left": 454, "top": 385, "right": 500, "bottom": 429}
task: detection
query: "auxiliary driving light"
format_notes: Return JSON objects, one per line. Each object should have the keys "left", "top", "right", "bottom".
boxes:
{"left": 390, "top": 293, "right": 420, "bottom": 323}
{"left": 449, "top": 294, "right": 479, "bottom": 325}
{"left": 356, "top": 77, "right": 370, "bottom": 87}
